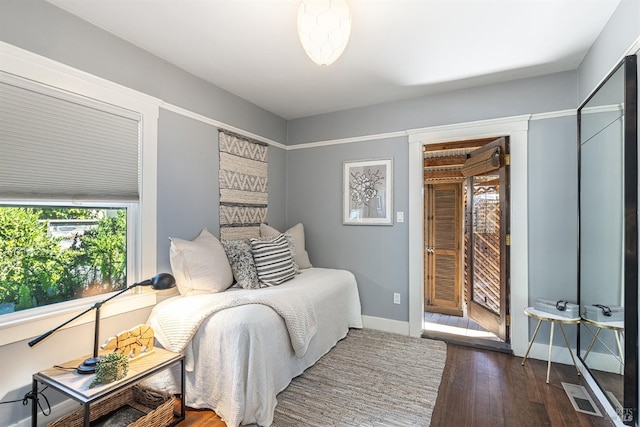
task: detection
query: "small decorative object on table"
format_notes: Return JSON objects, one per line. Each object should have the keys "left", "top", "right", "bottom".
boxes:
{"left": 101, "top": 324, "right": 155, "bottom": 359}
{"left": 533, "top": 297, "right": 579, "bottom": 318}
{"left": 583, "top": 304, "right": 624, "bottom": 322}
{"left": 89, "top": 352, "right": 129, "bottom": 388}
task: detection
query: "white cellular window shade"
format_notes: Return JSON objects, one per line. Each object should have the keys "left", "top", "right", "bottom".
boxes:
{"left": 0, "top": 75, "right": 141, "bottom": 201}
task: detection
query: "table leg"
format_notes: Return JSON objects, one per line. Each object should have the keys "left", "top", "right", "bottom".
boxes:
{"left": 547, "top": 321, "right": 554, "bottom": 383}
{"left": 84, "top": 402, "right": 90, "bottom": 426}
{"left": 558, "top": 323, "right": 580, "bottom": 376}
{"left": 521, "top": 319, "right": 543, "bottom": 366}
{"left": 615, "top": 330, "right": 624, "bottom": 365}
{"left": 31, "top": 379, "right": 37, "bottom": 427}
{"left": 583, "top": 327, "right": 601, "bottom": 361}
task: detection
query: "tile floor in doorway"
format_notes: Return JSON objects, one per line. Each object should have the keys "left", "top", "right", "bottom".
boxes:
{"left": 424, "top": 311, "right": 501, "bottom": 341}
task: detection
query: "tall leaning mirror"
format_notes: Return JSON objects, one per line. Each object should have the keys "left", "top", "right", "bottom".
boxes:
{"left": 578, "top": 54, "right": 637, "bottom": 425}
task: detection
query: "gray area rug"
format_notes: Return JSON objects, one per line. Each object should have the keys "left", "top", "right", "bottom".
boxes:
{"left": 272, "top": 328, "right": 447, "bottom": 426}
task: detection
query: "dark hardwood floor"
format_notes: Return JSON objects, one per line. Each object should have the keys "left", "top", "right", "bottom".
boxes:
{"left": 430, "top": 344, "right": 615, "bottom": 427}
{"left": 177, "top": 342, "right": 616, "bottom": 426}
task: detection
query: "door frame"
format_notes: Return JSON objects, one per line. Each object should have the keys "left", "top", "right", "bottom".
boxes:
{"left": 408, "top": 115, "right": 530, "bottom": 357}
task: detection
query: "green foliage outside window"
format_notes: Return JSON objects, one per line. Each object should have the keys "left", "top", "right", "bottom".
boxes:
{"left": 0, "top": 207, "right": 127, "bottom": 315}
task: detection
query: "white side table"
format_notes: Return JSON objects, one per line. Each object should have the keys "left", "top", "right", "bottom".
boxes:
{"left": 581, "top": 317, "right": 625, "bottom": 366}
{"left": 521, "top": 307, "right": 581, "bottom": 383}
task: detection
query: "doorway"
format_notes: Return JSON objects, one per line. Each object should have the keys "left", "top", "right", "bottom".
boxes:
{"left": 422, "top": 137, "right": 510, "bottom": 348}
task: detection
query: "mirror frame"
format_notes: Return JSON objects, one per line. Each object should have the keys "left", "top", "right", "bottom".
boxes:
{"left": 578, "top": 54, "right": 638, "bottom": 425}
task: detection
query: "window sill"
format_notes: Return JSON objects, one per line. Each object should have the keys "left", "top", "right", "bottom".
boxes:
{"left": 0, "top": 292, "right": 157, "bottom": 347}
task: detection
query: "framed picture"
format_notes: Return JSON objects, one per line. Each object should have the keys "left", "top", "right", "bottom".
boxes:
{"left": 343, "top": 158, "right": 393, "bottom": 225}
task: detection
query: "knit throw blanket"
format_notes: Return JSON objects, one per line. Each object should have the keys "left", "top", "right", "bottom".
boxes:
{"left": 147, "top": 287, "right": 317, "bottom": 358}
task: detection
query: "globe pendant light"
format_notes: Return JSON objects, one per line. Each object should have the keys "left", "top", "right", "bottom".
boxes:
{"left": 297, "top": 0, "right": 351, "bottom": 66}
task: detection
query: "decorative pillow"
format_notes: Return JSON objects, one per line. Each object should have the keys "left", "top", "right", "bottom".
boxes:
{"left": 260, "top": 223, "right": 312, "bottom": 269}
{"left": 169, "top": 228, "right": 233, "bottom": 295}
{"left": 222, "top": 240, "right": 262, "bottom": 289}
{"left": 250, "top": 233, "right": 297, "bottom": 286}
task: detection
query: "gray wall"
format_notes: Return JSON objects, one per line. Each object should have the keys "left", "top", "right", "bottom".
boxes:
{"left": 577, "top": 0, "right": 640, "bottom": 104}
{"left": 156, "top": 108, "right": 288, "bottom": 273}
{"left": 286, "top": 74, "right": 579, "bottom": 324}
{"left": 527, "top": 115, "right": 579, "bottom": 346}
{"left": 287, "top": 137, "right": 409, "bottom": 321}
{"left": 287, "top": 71, "right": 577, "bottom": 144}
{"left": 156, "top": 109, "right": 221, "bottom": 272}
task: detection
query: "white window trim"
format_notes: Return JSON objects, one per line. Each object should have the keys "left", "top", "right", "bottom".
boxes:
{"left": 0, "top": 41, "right": 162, "bottom": 346}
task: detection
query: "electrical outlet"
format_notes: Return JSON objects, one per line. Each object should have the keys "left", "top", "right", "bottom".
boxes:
{"left": 393, "top": 293, "right": 401, "bottom": 304}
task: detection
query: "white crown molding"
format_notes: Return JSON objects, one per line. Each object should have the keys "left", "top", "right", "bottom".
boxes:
{"left": 530, "top": 109, "right": 576, "bottom": 121}
{"left": 160, "top": 102, "right": 288, "bottom": 150}
{"left": 286, "top": 130, "right": 408, "bottom": 150}
{"left": 581, "top": 103, "right": 624, "bottom": 115}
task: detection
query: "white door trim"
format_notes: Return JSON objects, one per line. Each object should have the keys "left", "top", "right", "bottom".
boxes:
{"left": 407, "top": 115, "right": 530, "bottom": 357}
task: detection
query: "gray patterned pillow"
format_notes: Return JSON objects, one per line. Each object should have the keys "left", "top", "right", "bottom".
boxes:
{"left": 222, "top": 240, "right": 262, "bottom": 289}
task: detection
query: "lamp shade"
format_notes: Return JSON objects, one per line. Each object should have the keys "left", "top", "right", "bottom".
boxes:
{"left": 297, "top": 0, "right": 351, "bottom": 66}
{"left": 145, "top": 272, "right": 176, "bottom": 290}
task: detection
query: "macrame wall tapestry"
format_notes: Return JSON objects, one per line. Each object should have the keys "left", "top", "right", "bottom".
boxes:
{"left": 218, "top": 129, "right": 268, "bottom": 240}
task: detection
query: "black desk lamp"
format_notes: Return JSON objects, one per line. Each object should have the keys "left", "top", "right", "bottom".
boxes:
{"left": 28, "top": 273, "right": 176, "bottom": 374}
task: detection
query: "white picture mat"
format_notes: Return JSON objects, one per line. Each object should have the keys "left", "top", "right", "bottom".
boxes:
{"left": 343, "top": 158, "right": 393, "bottom": 225}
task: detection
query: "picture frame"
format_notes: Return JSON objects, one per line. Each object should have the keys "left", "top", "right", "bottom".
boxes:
{"left": 343, "top": 158, "right": 393, "bottom": 225}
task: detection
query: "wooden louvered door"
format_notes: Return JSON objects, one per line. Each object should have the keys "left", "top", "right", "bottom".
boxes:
{"left": 465, "top": 137, "right": 510, "bottom": 341}
{"left": 424, "top": 183, "right": 463, "bottom": 316}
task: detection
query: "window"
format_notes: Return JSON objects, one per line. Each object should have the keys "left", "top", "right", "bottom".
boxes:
{"left": 0, "top": 70, "right": 144, "bottom": 319}
{"left": 0, "top": 41, "right": 158, "bottom": 345}
{"left": 0, "top": 205, "right": 132, "bottom": 315}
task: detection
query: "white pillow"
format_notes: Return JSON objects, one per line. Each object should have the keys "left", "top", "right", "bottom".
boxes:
{"left": 169, "top": 228, "right": 233, "bottom": 295}
{"left": 260, "top": 223, "right": 312, "bottom": 269}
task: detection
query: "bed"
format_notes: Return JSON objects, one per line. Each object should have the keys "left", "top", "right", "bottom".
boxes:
{"left": 145, "top": 267, "right": 363, "bottom": 426}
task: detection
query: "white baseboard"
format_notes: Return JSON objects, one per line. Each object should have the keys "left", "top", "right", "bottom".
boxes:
{"left": 361, "top": 315, "right": 410, "bottom": 335}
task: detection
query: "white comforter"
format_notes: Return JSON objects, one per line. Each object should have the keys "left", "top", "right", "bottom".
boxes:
{"left": 148, "top": 287, "right": 318, "bottom": 358}
{"left": 144, "top": 268, "right": 363, "bottom": 426}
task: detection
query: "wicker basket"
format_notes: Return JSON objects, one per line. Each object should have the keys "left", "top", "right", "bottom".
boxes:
{"left": 48, "top": 385, "right": 174, "bottom": 427}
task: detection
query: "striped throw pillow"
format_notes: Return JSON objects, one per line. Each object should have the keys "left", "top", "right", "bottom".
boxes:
{"left": 250, "top": 233, "right": 297, "bottom": 286}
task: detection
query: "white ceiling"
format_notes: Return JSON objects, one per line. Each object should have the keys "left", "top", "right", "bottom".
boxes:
{"left": 47, "top": 0, "right": 620, "bottom": 120}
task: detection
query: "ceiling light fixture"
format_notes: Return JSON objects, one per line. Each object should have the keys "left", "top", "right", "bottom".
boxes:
{"left": 297, "top": 0, "right": 351, "bottom": 66}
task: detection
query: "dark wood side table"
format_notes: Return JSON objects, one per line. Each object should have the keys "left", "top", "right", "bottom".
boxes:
{"left": 32, "top": 347, "right": 184, "bottom": 427}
